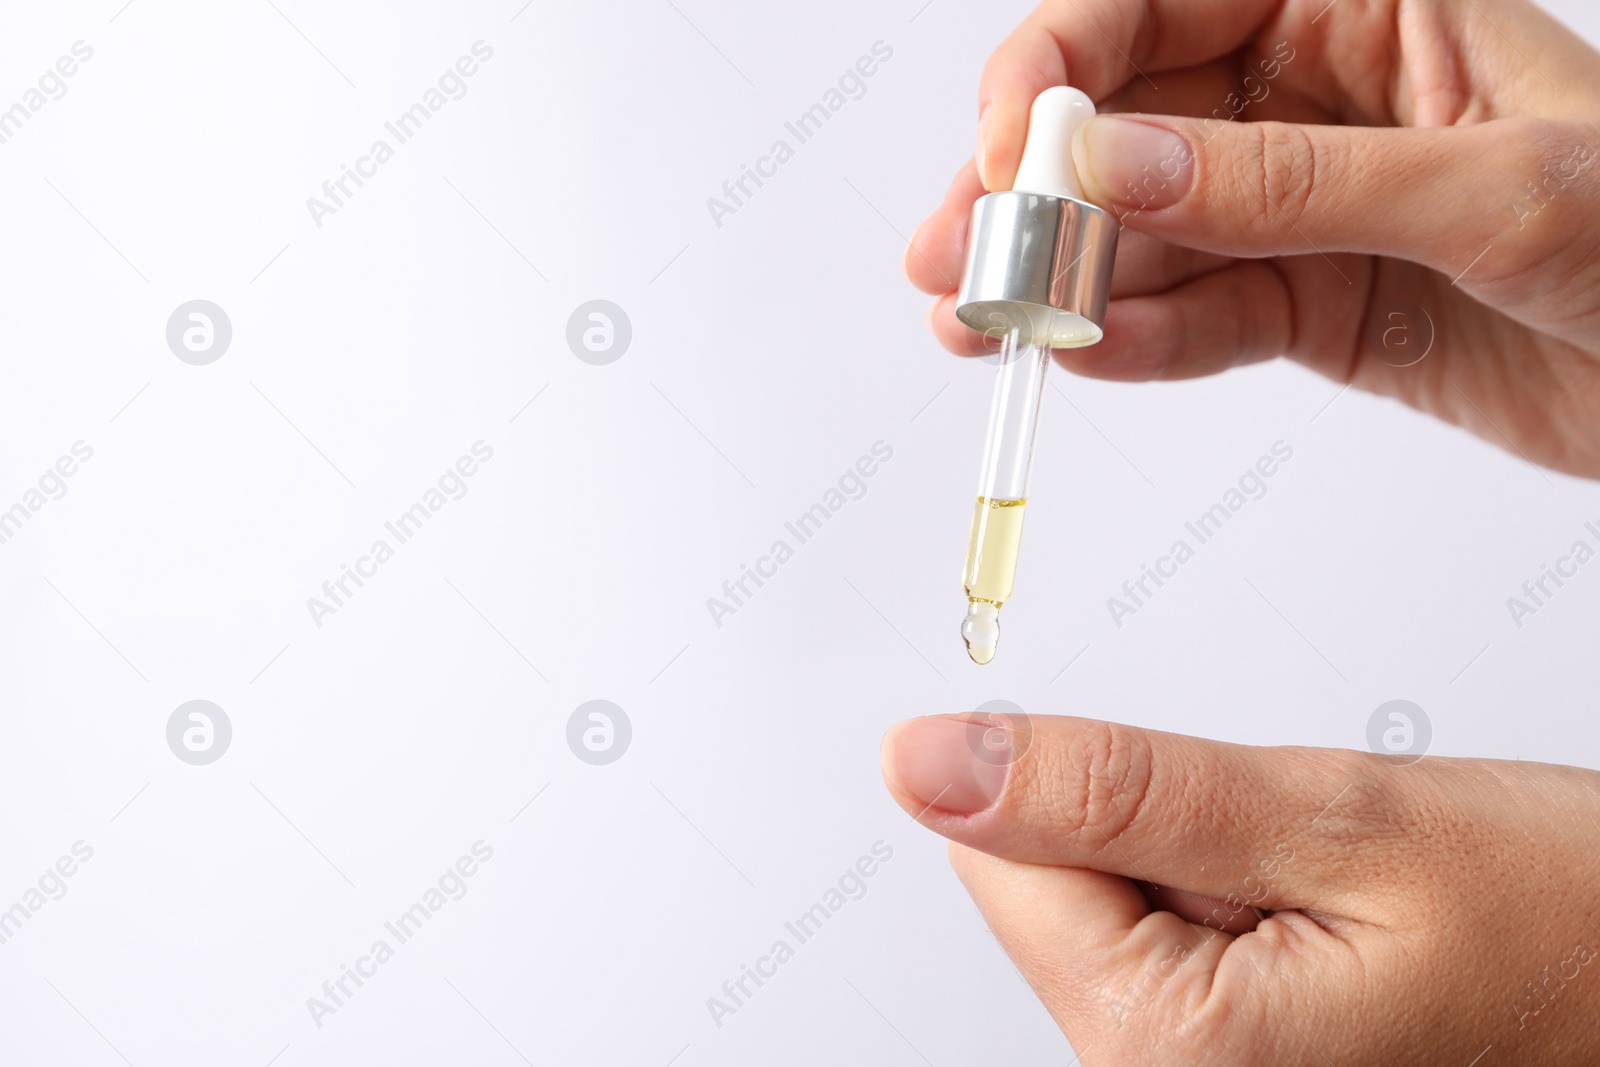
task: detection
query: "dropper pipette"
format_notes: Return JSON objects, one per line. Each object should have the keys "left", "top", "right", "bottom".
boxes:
{"left": 953, "top": 87, "right": 1122, "bottom": 665}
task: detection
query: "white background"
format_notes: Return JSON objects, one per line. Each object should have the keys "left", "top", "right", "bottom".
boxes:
{"left": 2, "top": 1, "right": 1599, "bottom": 1064}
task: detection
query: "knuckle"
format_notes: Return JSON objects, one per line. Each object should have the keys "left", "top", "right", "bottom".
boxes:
{"left": 1031, "top": 720, "right": 1154, "bottom": 853}
{"left": 1232, "top": 121, "right": 1322, "bottom": 233}
{"left": 1488, "top": 118, "right": 1600, "bottom": 286}
{"left": 1302, "top": 749, "right": 1414, "bottom": 853}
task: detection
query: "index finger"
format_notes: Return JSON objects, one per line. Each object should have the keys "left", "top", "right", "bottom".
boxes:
{"left": 978, "top": 0, "right": 1281, "bottom": 190}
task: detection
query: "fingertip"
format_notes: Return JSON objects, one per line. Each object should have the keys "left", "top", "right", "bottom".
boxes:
{"left": 979, "top": 99, "right": 1027, "bottom": 192}
{"left": 904, "top": 162, "right": 979, "bottom": 294}
{"left": 1067, "top": 261, "right": 1296, "bottom": 383}
{"left": 943, "top": 158, "right": 987, "bottom": 207}
{"left": 974, "top": 109, "right": 991, "bottom": 190}
{"left": 901, "top": 221, "right": 923, "bottom": 284}
{"left": 1052, "top": 299, "right": 1179, "bottom": 381}
{"left": 978, "top": 22, "right": 1068, "bottom": 192}
{"left": 929, "top": 294, "right": 991, "bottom": 357}
{"left": 883, "top": 714, "right": 1010, "bottom": 818}
{"left": 905, "top": 214, "right": 963, "bottom": 294}
{"left": 879, "top": 718, "right": 911, "bottom": 789}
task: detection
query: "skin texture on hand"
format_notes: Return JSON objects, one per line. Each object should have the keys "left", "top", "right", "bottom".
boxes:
{"left": 907, "top": 0, "right": 1600, "bottom": 475}
{"left": 881, "top": 713, "right": 1600, "bottom": 1065}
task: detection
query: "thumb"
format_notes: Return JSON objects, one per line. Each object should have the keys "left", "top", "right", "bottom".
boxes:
{"left": 881, "top": 713, "right": 1404, "bottom": 916}
{"left": 1070, "top": 113, "right": 1597, "bottom": 281}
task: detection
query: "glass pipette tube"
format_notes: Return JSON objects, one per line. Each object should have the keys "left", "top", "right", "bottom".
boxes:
{"left": 962, "top": 321, "right": 1051, "bottom": 665}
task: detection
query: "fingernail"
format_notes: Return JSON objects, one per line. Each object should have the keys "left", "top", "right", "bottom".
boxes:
{"left": 975, "top": 106, "right": 991, "bottom": 189}
{"left": 887, "top": 716, "right": 1011, "bottom": 815}
{"left": 1076, "top": 116, "right": 1194, "bottom": 211}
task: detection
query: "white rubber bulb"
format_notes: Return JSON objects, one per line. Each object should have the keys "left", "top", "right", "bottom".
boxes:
{"left": 1011, "top": 85, "right": 1096, "bottom": 199}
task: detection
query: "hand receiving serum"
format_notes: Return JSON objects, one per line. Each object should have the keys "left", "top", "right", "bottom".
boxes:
{"left": 954, "top": 87, "right": 1121, "bottom": 665}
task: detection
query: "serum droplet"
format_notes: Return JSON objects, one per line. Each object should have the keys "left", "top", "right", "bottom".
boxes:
{"left": 962, "top": 601, "right": 1000, "bottom": 665}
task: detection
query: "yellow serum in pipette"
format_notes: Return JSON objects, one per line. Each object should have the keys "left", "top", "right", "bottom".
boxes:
{"left": 961, "top": 497, "right": 1026, "bottom": 665}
